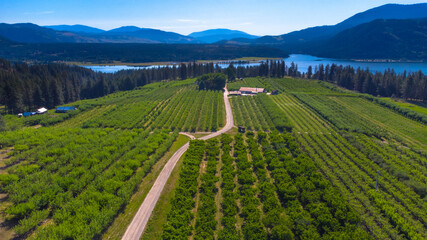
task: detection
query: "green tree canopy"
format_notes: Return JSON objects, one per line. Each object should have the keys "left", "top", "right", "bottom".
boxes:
{"left": 196, "top": 73, "right": 226, "bottom": 91}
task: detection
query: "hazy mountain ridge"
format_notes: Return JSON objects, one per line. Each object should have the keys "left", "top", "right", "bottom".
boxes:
{"left": 188, "top": 29, "right": 258, "bottom": 43}
{"left": 101, "top": 27, "right": 197, "bottom": 43}
{"left": 0, "top": 23, "right": 198, "bottom": 44}
{"left": 0, "top": 23, "right": 101, "bottom": 43}
{"left": 45, "top": 24, "right": 106, "bottom": 34}
{"left": 1, "top": 24, "right": 257, "bottom": 44}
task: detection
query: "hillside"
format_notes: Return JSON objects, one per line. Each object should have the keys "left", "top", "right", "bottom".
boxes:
{"left": 254, "top": 3, "right": 427, "bottom": 46}
{"left": 189, "top": 29, "right": 258, "bottom": 43}
{"left": 0, "top": 23, "right": 197, "bottom": 44}
{"left": 218, "top": 3, "right": 427, "bottom": 60}
{"left": 100, "top": 27, "right": 197, "bottom": 44}
{"left": 44, "top": 24, "right": 106, "bottom": 34}
{"left": 0, "top": 41, "right": 287, "bottom": 62}
{"left": 107, "top": 26, "right": 142, "bottom": 33}
{"left": 0, "top": 23, "right": 100, "bottom": 43}
{"left": 307, "top": 18, "right": 427, "bottom": 60}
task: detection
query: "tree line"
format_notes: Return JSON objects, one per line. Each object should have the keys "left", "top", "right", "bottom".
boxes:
{"left": 0, "top": 59, "right": 102, "bottom": 113}
{"left": 1, "top": 57, "right": 425, "bottom": 114}
{"left": 228, "top": 60, "right": 426, "bottom": 101}
{"left": 306, "top": 64, "right": 427, "bottom": 101}
{"left": 0, "top": 59, "right": 278, "bottom": 114}
{"left": 0, "top": 60, "right": 220, "bottom": 114}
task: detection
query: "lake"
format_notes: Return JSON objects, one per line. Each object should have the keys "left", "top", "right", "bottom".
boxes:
{"left": 286, "top": 55, "right": 427, "bottom": 74}
{"left": 82, "top": 54, "right": 427, "bottom": 74}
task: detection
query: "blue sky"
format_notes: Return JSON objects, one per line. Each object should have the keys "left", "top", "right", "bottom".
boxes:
{"left": 0, "top": 0, "right": 425, "bottom": 35}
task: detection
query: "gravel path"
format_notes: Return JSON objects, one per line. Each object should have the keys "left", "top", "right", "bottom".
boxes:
{"left": 122, "top": 88, "right": 234, "bottom": 240}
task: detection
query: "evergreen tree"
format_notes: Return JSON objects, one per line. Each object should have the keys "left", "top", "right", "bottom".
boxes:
{"left": 49, "top": 79, "right": 64, "bottom": 108}
{"left": 307, "top": 66, "right": 313, "bottom": 79}
{"left": 196, "top": 73, "right": 226, "bottom": 90}
{"left": 0, "top": 114, "right": 5, "bottom": 131}
{"left": 179, "top": 63, "right": 187, "bottom": 80}
{"left": 225, "top": 63, "right": 236, "bottom": 82}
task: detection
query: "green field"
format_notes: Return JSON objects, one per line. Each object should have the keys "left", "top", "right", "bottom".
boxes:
{"left": 5, "top": 79, "right": 225, "bottom": 132}
{"left": 230, "top": 96, "right": 275, "bottom": 131}
{"left": 381, "top": 98, "right": 427, "bottom": 115}
{"left": 0, "top": 76, "right": 426, "bottom": 240}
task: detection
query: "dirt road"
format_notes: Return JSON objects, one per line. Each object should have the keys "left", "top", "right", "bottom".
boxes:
{"left": 122, "top": 88, "right": 234, "bottom": 240}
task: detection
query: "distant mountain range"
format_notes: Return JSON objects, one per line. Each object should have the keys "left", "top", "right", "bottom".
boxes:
{"left": 220, "top": 3, "right": 427, "bottom": 60}
{"left": 247, "top": 3, "right": 427, "bottom": 47}
{"left": 0, "top": 23, "right": 98, "bottom": 43}
{"left": 0, "top": 3, "right": 426, "bottom": 60}
{"left": 1, "top": 24, "right": 259, "bottom": 44}
{"left": 0, "top": 24, "right": 198, "bottom": 44}
{"left": 306, "top": 18, "right": 427, "bottom": 60}
{"left": 188, "top": 29, "right": 258, "bottom": 43}
{"left": 45, "top": 24, "right": 105, "bottom": 34}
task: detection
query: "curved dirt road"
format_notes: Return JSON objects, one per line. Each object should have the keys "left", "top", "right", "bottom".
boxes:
{"left": 122, "top": 88, "right": 234, "bottom": 240}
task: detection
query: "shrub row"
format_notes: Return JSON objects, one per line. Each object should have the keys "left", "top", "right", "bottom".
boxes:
{"left": 258, "top": 95, "right": 293, "bottom": 132}
{"left": 162, "top": 140, "right": 205, "bottom": 240}
{"left": 194, "top": 139, "right": 220, "bottom": 239}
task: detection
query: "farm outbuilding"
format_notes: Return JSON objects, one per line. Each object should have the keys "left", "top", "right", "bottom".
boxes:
{"left": 228, "top": 91, "right": 242, "bottom": 96}
{"left": 56, "top": 106, "right": 76, "bottom": 113}
{"left": 239, "top": 87, "right": 265, "bottom": 95}
{"left": 36, "top": 107, "right": 48, "bottom": 114}
{"left": 238, "top": 126, "right": 246, "bottom": 133}
{"left": 22, "top": 112, "right": 37, "bottom": 117}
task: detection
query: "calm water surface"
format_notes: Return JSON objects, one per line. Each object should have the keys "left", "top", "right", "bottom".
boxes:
{"left": 82, "top": 54, "right": 427, "bottom": 74}
{"left": 286, "top": 55, "right": 427, "bottom": 74}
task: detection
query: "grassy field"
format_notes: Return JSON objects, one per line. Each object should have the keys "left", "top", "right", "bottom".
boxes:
{"left": 230, "top": 96, "right": 275, "bottom": 131}
{"left": 381, "top": 97, "right": 427, "bottom": 115}
{"left": 5, "top": 79, "right": 225, "bottom": 132}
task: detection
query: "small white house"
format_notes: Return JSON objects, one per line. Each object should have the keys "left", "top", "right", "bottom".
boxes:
{"left": 36, "top": 107, "right": 48, "bottom": 114}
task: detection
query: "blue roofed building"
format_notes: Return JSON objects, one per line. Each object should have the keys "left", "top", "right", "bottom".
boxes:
{"left": 56, "top": 106, "right": 77, "bottom": 113}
